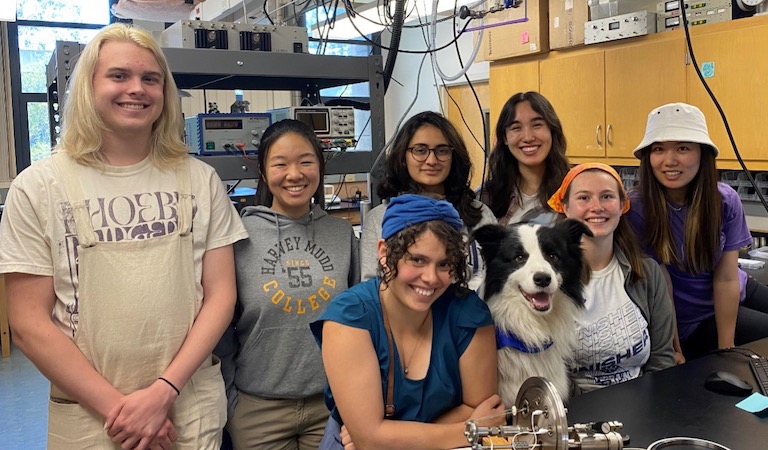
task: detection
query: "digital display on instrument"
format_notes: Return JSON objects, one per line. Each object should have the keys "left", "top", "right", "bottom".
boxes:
{"left": 204, "top": 119, "right": 243, "bottom": 130}
{"left": 609, "top": 21, "right": 620, "bottom": 30}
{"left": 296, "top": 111, "right": 330, "bottom": 133}
{"left": 666, "top": 16, "right": 681, "bottom": 27}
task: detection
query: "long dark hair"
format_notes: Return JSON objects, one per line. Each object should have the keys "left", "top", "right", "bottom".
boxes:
{"left": 256, "top": 119, "right": 325, "bottom": 209}
{"left": 638, "top": 145, "right": 721, "bottom": 273}
{"left": 483, "top": 92, "right": 570, "bottom": 219}
{"left": 375, "top": 111, "right": 483, "bottom": 228}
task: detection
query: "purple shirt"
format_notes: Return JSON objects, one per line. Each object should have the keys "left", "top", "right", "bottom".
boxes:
{"left": 626, "top": 183, "right": 752, "bottom": 341}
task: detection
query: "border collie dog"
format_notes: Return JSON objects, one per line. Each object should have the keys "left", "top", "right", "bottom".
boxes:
{"left": 473, "top": 219, "right": 592, "bottom": 406}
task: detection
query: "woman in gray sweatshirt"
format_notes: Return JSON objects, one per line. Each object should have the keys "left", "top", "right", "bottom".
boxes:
{"left": 217, "top": 120, "right": 360, "bottom": 450}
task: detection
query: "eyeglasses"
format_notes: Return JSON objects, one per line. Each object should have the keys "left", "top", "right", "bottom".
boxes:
{"left": 407, "top": 144, "right": 454, "bottom": 162}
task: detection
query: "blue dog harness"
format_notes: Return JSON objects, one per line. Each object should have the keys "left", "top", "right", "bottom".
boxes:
{"left": 495, "top": 327, "right": 553, "bottom": 353}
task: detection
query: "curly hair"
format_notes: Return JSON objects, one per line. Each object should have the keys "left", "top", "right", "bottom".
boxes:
{"left": 378, "top": 220, "right": 469, "bottom": 296}
{"left": 482, "top": 92, "right": 570, "bottom": 219}
{"left": 375, "top": 111, "right": 484, "bottom": 229}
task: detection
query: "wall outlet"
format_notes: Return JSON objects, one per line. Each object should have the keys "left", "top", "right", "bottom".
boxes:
{"left": 344, "top": 174, "right": 356, "bottom": 182}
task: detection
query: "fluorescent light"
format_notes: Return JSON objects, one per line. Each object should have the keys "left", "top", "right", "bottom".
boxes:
{"left": 0, "top": 0, "right": 17, "bottom": 22}
{"left": 313, "top": 0, "right": 468, "bottom": 40}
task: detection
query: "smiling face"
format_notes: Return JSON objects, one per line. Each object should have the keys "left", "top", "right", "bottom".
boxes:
{"left": 378, "top": 230, "right": 453, "bottom": 313}
{"left": 563, "top": 170, "right": 624, "bottom": 241}
{"left": 93, "top": 41, "right": 164, "bottom": 144}
{"left": 649, "top": 141, "right": 702, "bottom": 203}
{"left": 504, "top": 100, "right": 552, "bottom": 171}
{"left": 264, "top": 132, "right": 321, "bottom": 218}
{"left": 405, "top": 125, "right": 452, "bottom": 194}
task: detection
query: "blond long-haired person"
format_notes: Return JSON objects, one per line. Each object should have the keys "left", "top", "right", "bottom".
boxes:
{"left": 0, "top": 24, "right": 247, "bottom": 449}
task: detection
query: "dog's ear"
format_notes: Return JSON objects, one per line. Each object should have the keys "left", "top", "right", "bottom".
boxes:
{"left": 472, "top": 224, "right": 507, "bottom": 262}
{"left": 555, "top": 218, "right": 593, "bottom": 242}
{"left": 554, "top": 219, "right": 592, "bottom": 307}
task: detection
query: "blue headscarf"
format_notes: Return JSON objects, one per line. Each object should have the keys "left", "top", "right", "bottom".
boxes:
{"left": 381, "top": 194, "right": 464, "bottom": 240}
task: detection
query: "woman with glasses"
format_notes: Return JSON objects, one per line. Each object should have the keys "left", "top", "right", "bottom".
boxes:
{"left": 360, "top": 111, "right": 496, "bottom": 284}
{"left": 480, "top": 92, "right": 570, "bottom": 226}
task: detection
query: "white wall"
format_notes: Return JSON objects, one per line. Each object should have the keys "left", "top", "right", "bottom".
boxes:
{"left": 382, "top": 18, "right": 488, "bottom": 140}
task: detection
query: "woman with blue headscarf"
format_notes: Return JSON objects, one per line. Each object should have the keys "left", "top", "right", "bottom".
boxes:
{"left": 310, "top": 194, "right": 504, "bottom": 450}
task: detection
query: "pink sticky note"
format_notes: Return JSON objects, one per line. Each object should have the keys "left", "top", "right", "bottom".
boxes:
{"left": 521, "top": 31, "right": 529, "bottom": 44}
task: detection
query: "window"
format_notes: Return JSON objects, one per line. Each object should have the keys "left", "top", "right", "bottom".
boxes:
{"left": 8, "top": 1, "right": 110, "bottom": 171}
{"left": 305, "top": 6, "right": 377, "bottom": 152}
{"left": 17, "top": 0, "right": 109, "bottom": 24}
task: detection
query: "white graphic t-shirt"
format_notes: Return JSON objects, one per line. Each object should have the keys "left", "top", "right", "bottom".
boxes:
{"left": 571, "top": 256, "right": 651, "bottom": 393}
{"left": 0, "top": 155, "right": 248, "bottom": 336}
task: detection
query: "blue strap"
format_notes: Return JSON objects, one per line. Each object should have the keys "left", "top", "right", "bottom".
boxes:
{"left": 495, "top": 327, "right": 553, "bottom": 353}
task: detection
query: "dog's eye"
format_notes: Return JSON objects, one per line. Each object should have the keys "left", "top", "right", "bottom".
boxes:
{"left": 514, "top": 255, "right": 526, "bottom": 263}
{"left": 548, "top": 253, "right": 560, "bottom": 262}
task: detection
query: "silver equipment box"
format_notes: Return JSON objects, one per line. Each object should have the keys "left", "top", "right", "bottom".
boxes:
{"left": 656, "top": 0, "right": 732, "bottom": 31}
{"left": 269, "top": 106, "right": 357, "bottom": 150}
{"left": 268, "top": 106, "right": 355, "bottom": 138}
{"left": 160, "top": 20, "right": 308, "bottom": 53}
{"left": 186, "top": 113, "right": 272, "bottom": 155}
{"left": 585, "top": 11, "right": 657, "bottom": 44}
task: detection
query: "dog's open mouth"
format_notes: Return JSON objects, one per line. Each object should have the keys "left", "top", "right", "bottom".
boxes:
{"left": 521, "top": 289, "right": 552, "bottom": 311}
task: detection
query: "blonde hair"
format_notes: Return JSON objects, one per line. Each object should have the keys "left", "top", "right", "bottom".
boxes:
{"left": 58, "top": 23, "right": 187, "bottom": 169}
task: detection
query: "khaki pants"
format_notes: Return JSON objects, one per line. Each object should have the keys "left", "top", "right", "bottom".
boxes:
{"left": 48, "top": 360, "right": 226, "bottom": 450}
{"left": 227, "top": 392, "right": 328, "bottom": 450}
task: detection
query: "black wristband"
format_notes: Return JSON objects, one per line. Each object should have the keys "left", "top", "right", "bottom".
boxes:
{"left": 158, "top": 377, "right": 180, "bottom": 395}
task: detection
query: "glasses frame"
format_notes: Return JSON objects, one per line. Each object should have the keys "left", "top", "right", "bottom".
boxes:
{"left": 407, "top": 144, "right": 454, "bottom": 162}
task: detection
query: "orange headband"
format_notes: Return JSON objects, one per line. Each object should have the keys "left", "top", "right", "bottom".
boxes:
{"left": 547, "top": 163, "right": 630, "bottom": 214}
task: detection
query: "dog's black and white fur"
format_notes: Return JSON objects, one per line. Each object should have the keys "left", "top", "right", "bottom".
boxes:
{"left": 474, "top": 219, "right": 592, "bottom": 406}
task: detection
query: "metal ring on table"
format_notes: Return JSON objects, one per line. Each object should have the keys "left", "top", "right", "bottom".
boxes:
{"left": 647, "top": 437, "right": 732, "bottom": 450}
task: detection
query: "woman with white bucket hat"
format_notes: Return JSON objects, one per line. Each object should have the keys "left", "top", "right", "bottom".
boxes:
{"left": 626, "top": 102, "right": 768, "bottom": 361}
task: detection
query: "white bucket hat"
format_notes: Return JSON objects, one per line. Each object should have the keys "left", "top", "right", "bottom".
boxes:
{"left": 633, "top": 102, "right": 719, "bottom": 158}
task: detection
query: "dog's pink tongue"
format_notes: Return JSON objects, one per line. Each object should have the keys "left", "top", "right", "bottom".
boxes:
{"left": 531, "top": 292, "right": 551, "bottom": 310}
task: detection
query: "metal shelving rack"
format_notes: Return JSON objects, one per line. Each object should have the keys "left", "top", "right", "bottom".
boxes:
{"left": 166, "top": 48, "right": 384, "bottom": 181}
{"left": 47, "top": 45, "right": 385, "bottom": 185}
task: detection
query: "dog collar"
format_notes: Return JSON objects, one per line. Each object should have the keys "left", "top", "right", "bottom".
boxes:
{"left": 495, "top": 327, "right": 553, "bottom": 353}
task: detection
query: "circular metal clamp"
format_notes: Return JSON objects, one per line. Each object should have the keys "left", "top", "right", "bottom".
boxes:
{"left": 511, "top": 377, "right": 569, "bottom": 450}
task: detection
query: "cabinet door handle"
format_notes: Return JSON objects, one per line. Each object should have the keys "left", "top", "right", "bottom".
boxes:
{"left": 607, "top": 124, "right": 613, "bottom": 146}
{"left": 596, "top": 125, "right": 602, "bottom": 147}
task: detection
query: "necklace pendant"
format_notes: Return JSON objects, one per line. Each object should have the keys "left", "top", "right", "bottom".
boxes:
{"left": 404, "top": 367, "right": 409, "bottom": 374}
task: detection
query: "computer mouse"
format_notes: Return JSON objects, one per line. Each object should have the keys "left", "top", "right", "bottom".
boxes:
{"left": 704, "top": 371, "right": 753, "bottom": 396}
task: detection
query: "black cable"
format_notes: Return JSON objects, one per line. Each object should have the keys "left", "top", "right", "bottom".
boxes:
{"left": 263, "top": 0, "right": 274, "bottom": 24}
{"left": 711, "top": 347, "right": 764, "bottom": 359}
{"left": 451, "top": 7, "right": 485, "bottom": 152}
{"left": 346, "top": 12, "right": 474, "bottom": 54}
{"left": 343, "top": 0, "right": 457, "bottom": 29}
{"left": 382, "top": 0, "right": 405, "bottom": 91}
{"left": 680, "top": 2, "right": 768, "bottom": 213}
{"left": 451, "top": 4, "right": 488, "bottom": 190}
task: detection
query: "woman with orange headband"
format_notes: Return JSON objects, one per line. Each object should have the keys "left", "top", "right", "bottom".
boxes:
{"left": 548, "top": 164, "right": 675, "bottom": 393}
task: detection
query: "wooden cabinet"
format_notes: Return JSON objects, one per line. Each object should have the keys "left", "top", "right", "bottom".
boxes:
{"left": 540, "top": 51, "right": 605, "bottom": 158}
{"left": 488, "top": 58, "right": 540, "bottom": 134}
{"left": 444, "top": 83, "right": 490, "bottom": 190}
{"left": 604, "top": 39, "right": 687, "bottom": 158}
{"left": 686, "top": 20, "right": 768, "bottom": 163}
{"left": 539, "top": 38, "right": 687, "bottom": 160}
{"left": 488, "top": 15, "right": 768, "bottom": 166}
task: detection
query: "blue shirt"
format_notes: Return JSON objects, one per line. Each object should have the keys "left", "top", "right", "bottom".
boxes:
{"left": 310, "top": 278, "right": 493, "bottom": 423}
